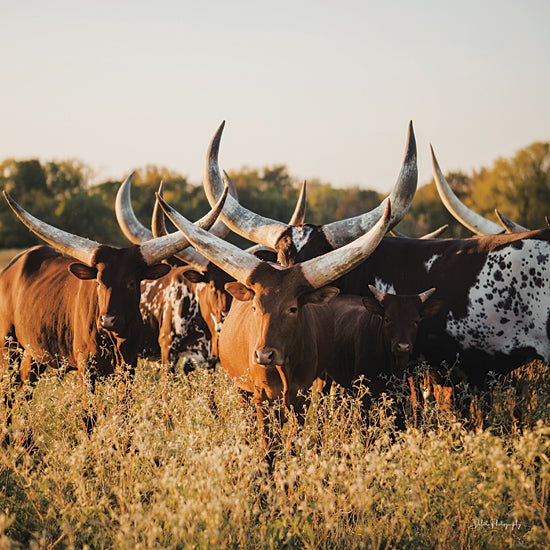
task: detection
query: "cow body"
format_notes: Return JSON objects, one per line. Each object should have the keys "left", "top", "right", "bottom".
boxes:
{"left": 218, "top": 266, "right": 339, "bottom": 459}
{"left": 139, "top": 264, "right": 231, "bottom": 371}
{"left": 0, "top": 245, "right": 170, "bottom": 390}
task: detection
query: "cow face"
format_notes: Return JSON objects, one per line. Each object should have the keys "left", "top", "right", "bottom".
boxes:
{"left": 183, "top": 268, "right": 230, "bottom": 357}
{"left": 362, "top": 286, "right": 442, "bottom": 371}
{"left": 69, "top": 246, "right": 170, "bottom": 335}
{"left": 225, "top": 266, "right": 339, "bottom": 369}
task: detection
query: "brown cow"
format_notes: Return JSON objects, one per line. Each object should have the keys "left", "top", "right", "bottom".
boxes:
{"left": 157, "top": 192, "right": 391, "bottom": 465}
{"left": 0, "top": 185, "right": 226, "bottom": 431}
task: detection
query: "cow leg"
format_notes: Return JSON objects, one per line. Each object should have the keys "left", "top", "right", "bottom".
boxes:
{"left": 408, "top": 375, "right": 420, "bottom": 429}
{"left": 3, "top": 350, "right": 43, "bottom": 448}
{"left": 76, "top": 353, "right": 98, "bottom": 434}
{"left": 253, "top": 389, "right": 284, "bottom": 471}
{"left": 159, "top": 308, "right": 177, "bottom": 376}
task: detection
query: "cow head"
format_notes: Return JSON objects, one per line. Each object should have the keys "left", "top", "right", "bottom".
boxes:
{"left": 69, "top": 246, "right": 170, "bottom": 334}
{"left": 362, "top": 285, "right": 443, "bottom": 371}
{"left": 182, "top": 263, "right": 233, "bottom": 357}
{"left": 225, "top": 265, "right": 340, "bottom": 369}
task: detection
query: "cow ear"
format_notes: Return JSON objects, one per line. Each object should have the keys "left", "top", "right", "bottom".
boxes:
{"left": 225, "top": 281, "right": 254, "bottom": 301}
{"left": 253, "top": 249, "right": 278, "bottom": 262}
{"left": 362, "top": 295, "right": 384, "bottom": 317}
{"left": 69, "top": 263, "right": 97, "bottom": 280}
{"left": 421, "top": 299, "right": 444, "bottom": 319}
{"left": 301, "top": 286, "right": 340, "bottom": 307}
{"left": 142, "top": 263, "right": 172, "bottom": 280}
{"left": 182, "top": 270, "right": 206, "bottom": 283}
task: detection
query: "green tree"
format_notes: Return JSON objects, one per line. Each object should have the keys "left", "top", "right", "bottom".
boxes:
{"left": 468, "top": 142, "right": 550, "bottom": 230}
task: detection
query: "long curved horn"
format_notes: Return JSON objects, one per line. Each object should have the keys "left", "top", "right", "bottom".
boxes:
{"left": 320, "top": 121, "right": 416, "bottom": 248}
{"left": 157, "top": 193, "right": 391, "bottom": 289}
{"left": 300, "top": 200, "right": 391, "bottom": 288}
{"left": 151, "top": 181, "right": 168, "bottom": 238}
{"left": 431, "top": 146, "right": 504, "bottom": 235}
{"left": 3, "top": 191, "right": 101, "bottom": 265}
{"left": 3, "top": 190, "right": 216, "bottom": 268}
{"left": 135, "top": 186, "right": 228, "bottom": 266}
{"left": 203, "top": 121, "right": 294, "bottom": 248}
{"left": 288, "top": 181, "right": 307, "bottom": 226}
{"left": 115, "top": 173, "right": 152, "bottom": 243}
{"left": 156, "top": 192, "right": 263, "bottom": 284}
{"left": 494, "top": 209, "right": 528, "bottom": 233}
{"left": 116, "top": 172, "right": 225, "bottom": 247}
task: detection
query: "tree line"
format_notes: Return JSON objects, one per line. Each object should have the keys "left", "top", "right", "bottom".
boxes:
{"left": 0, "top": 140, "right": 549, "bottom": 250}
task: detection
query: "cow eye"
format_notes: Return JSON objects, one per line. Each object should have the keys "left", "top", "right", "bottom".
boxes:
{"left": 288, "top": 306, "right": 298, "bottom": 315}
{"left": 384, "top": 317, "right": 391, "bottom": 325}
{"left": 127, "top": 280, "right": 137, "bottom": 290}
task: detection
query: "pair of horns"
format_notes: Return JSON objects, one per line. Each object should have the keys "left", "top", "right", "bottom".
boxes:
{"left": 203, "top": 121, "right": 417, "bottom": 249}
{"left": 2, "top": 186, "right": 228, "bottom": 267}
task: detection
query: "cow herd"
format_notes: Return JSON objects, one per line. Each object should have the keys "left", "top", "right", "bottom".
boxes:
{"left": 1, "top": 121, "right": 549, "bottom": 462}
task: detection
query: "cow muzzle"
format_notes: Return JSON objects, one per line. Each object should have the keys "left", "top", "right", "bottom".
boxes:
{"left": 395, "top": 343, "right": 411, "bottom": 354}
{"left": 254, "top": 347, "right": 279, "bottom": 366}
{"left": 100, "top": 314, "right": 117, "bottom": 330}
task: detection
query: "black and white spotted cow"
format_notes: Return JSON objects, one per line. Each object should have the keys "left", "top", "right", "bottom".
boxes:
{"left": 334, "top": 231, "right": 550, "bottom": 392}
{"left": 139, "top": 263, "right": 232, "bottom": 372}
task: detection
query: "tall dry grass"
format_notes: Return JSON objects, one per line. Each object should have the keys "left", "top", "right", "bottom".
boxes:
{"left": 0, "top": 358, "right": 548, "bottom": 549}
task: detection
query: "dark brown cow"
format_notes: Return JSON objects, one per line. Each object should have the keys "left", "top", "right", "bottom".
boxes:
{"left": 157, "top": 193, "right": 391, "bottom": 464}
{"left": 326, "top": 287, "right": 442, "bottom": 426}
{"left": 0, "top": 187, "right": 225, "bottom": 428}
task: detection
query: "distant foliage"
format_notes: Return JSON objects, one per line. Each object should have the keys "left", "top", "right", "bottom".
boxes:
{"left": 1, "top": 141, "right": 549, "bottom": 249}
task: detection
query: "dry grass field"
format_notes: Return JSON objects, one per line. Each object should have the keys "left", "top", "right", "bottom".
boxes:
{"left": 0, "top": 247, "right": 549, "bottom": 548}
{"left": 0, "top": 358, "right": 548, "bottom": 549}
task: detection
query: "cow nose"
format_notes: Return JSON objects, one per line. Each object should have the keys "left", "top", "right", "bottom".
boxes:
{"left": 396, "top": 343, "right": 411, "bottom": 354}
{"left": 255, "top": 348, "right": 275, "bottom": 365}
{"left": 101, "top": 315, "right": 116, "bottom": 329}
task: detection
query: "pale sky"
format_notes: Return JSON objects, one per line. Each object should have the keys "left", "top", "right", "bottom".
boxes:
{"left": 1, "top": 0, "right": 549, "bottom": 193}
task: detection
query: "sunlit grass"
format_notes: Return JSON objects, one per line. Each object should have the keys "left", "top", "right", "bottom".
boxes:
{"left": 0, "top": 357, "right": 548, "bottom": 549}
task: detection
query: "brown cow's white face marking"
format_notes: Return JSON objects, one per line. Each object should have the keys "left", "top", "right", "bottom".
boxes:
{"left": 290, "top": 226, "right": 315, "bottom": 253}
{"left": 447, "top": 240, "right": 550, "bottom": 357}
{"left": 373, "top": 277, "right": 396, "bottom": 294}
{"left": 425, "top": 254, "right": 441, "bottom": 272}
